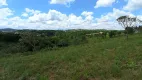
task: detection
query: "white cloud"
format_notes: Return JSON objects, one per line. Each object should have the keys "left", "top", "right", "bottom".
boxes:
{"left": 25, "top": 8, "right": 41, "bottom": 15}
{"left": 0, "top": 7, "right": 141, "bottom": 30}
{"left": 16, "top": 9, "right": 97, "bottom": 29}
{"left": 49, "top": 0, "right": 75, "bottom": 7}
{"left": 0, "top": 8, "right": 13, "bottom": 19}
{"left": 0, "top": 0, "right": 7, "bottom": 6}
{"left": 138, "top": 15, "right": 142, "bottom": 20}
{"left": 21, "top": 8, "right": 41, "bottom": 17}
{"left": 0, "top": 8, "right": 127, "bottom": 30}
{"left": 24, "top": 9, "right": 94, "bottom": 29}
{"left": 81, "top": 11, "right": 94, "bottom": 21}
{"left": 27, "top": 9, "right": 68, "bottom": 23}
{"left": 96, "top": 8, "right": 134, "bottom": 22}
{"left": 95, "top": 8, "right": 137, "bottom": 30}
{"left": 94, "top": 0, "right": 116, "bottom": 8}
{"left": 21, "top": 13, "right": 29, "bottom": 17}
{"left": 123, "top": 0, "right": 142, "bottom": 11}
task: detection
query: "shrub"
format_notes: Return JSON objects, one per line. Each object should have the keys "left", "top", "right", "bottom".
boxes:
{"left": 57, "top": 39, "right": 69, "bottom": 47}
{"left": 0, "top": 33, "right": 20, "bottom": 42}
{"left": 19, "top": 32, "right": 41, "bottom": 51}
{"left": 117, "top": 31, "right": 122, "bottom": 36}
{"left": 125, "top": 27, "right": 135, "bottom": 34}
{"left": 109, "top": 31, "right": 116, "bottom": 38}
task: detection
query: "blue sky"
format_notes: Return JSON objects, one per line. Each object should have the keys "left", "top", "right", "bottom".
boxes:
{"left": 7, "top": 0, "right": 124, "bottom": 16}
{"left": 0, "top": 0, "right": 142, "bottom": 30}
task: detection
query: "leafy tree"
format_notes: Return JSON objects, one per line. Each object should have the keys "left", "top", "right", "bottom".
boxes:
{"left": 135, "top": 19, "right": 142, "bottom": 33}
{"left": 19, "top": 32, "right": 40, "bottom": 51}
{"left": 125, "top": 27, "right": 135, "bottom": 34}
{"left": 117, "top": 16, "right": 137, "bottom": 39}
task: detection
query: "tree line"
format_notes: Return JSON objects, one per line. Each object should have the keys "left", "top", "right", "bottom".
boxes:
{"left": 0, "top": 29, "right": 134, "bottom": 56}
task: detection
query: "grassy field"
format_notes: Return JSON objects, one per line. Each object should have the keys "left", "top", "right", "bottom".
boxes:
{"left": 0, "top": 34, "right": 142, "bottom": 80}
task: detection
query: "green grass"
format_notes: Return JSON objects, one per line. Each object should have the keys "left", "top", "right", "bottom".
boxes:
{"left": 0, "top": 34, "right": 142, "bottom": 80}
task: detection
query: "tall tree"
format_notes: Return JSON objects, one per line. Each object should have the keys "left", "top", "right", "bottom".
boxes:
{"left": 117, "top": 16, "right": 137, "bottom": 39}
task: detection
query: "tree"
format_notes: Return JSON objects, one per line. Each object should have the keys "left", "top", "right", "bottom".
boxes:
{"left": 117, "top": 16, "right": 137, "bottom": 39}
{"left": 137, "top": 19, "right": 142, "bottom": 33}
{"left": 125, "top": 27, "right": 134, "bottom": 34}
{"left": 138, "top": 19, "right": 142, "bottom": 24}
{"left": 19, "top": 32, "right": 40, "bottom": 51}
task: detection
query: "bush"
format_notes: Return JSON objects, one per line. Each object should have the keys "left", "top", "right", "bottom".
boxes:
{"left": 0, "top": 33, "right": 20, "bottom": 42}
{"left": 125, "top": 27, "right": 134, "bottom": 34}
{"left": 102, "top": 32, "right": 107, "bottom": 38}
{"left": 109, "top": 31, "right": 116, "bottom": 38}
{"left": 57, "top": 39, "right": 69, "bottom": 47}
{"left": 72, "top": 35, "right": 87, "bottom": 45}
{"left": 19, "top": 32, "right": 41, "bottom": 51}
{"left": 0, "top": 43, "right": 23, "bottom": 56}
{"left": 116, "top": 31, "right": 122, "bottom": 36}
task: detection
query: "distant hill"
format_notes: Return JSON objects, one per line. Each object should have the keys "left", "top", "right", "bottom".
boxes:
{"left": 0, "top": 28, "right": 16, "bottom": 32}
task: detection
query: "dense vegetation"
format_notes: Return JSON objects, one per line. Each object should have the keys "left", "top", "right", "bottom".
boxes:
{"left": 0, "top": 32, "right": 142, "bottom": 80}
{"left": 0, "top": 30, "right": 88, "bottom": 56}
{"left": 0, "top": 29, "right": 126, "bottom": 56}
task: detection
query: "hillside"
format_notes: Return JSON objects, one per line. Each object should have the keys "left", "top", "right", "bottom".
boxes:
{"left": 0, "top": 34, "right": 142, "bottom": 80}
{"left": 0, "top": 28, "right": 16, "bottom": 32}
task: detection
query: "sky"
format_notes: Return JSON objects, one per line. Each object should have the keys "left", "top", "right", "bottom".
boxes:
{"left": 0, "top": 0, "right": 142, "bottom": 30}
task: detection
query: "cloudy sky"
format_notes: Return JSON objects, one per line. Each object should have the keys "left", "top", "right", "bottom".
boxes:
{"left": 0, "top": 0, "right": 142, "bottom": 30}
